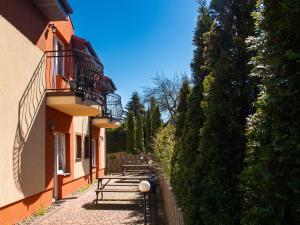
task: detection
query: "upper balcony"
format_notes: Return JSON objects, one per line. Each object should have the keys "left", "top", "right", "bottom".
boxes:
{"left": 44, "top": 49, "right": 106, "bottom": 116}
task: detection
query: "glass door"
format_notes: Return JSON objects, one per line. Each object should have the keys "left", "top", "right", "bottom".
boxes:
{"left": 53, "top": 36, "right": 65, "bottom": 88}
{"left": 53, "top": 132, "right": 66, "bottom": 201}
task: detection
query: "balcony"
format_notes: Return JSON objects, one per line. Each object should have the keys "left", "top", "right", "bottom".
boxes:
{"left": 44, "top": 49, "right": 105, "bottom": 116}
{"left": 92, "top": 93, "right": 123, "bottom": 128}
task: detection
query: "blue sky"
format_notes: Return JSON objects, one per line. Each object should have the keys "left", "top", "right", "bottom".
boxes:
{"left": 70, "top": 0, "right": 199, "bottom": 105}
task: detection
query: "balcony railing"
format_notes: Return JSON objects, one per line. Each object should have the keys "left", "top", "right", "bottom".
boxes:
{"left": 17, "top": 49, "right": 121, "bottom": 150}
{"left": 102, "top": 93, "right": 123, "bottom": 121}
{"left": 45, "top": 49, "right": 105, "bottom": 104}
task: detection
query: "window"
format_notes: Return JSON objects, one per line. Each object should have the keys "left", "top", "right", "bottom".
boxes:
{"left": 76, "top": 135, "right": 82, "bottom": 159}
{"left": 53, "top": 36, "right": 65, "bottom": 77}
{"left": 84, "top": 136, "right": 89, "bottom": 158}
{"left": 54, "top": 132, "right": 66, "bottom": 174}
{"left": 92, "top": 139, "right": 96, "bottom": 167}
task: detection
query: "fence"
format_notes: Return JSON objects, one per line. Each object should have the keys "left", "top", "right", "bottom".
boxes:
{"left": 106, "top": 152, "right": 153, "bottom": 173}
{"left": 106, "top": 152, "right": 184, "bottom": 225}
{"left": 158, "top": 173, "right": 184, "bottom": 225}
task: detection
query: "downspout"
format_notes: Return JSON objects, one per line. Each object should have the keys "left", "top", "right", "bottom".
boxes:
{"left": 88, "top": 116, "right": 93, "bottom": 183}
{"left": 105, "top": 128, "right": 107, "bottom": 175}
{"left": 104, "top": 93, "right": 108, "bottom": 175}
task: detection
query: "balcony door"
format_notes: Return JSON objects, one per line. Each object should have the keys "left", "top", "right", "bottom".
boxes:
{"left": 53, "top": 36, "right": 65, "bottom": 88}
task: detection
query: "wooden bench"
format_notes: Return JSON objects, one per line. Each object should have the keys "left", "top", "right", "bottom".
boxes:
{"left": 95, "top": 188, "right": 139, "bottom": 193}
{"left": 95, "top": 175, "right": 149, "bottom": 203}
{"left": 122, "top": 164, "right": 154, "bottom": 176}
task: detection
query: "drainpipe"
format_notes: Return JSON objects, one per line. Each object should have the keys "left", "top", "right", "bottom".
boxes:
{"left": 88, "top": 116, "right": 93, "bottom": 183}
{"left": 105, "top": 128, "right": 107, "bottom": 175}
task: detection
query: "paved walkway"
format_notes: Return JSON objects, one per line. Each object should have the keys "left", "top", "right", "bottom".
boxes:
{"left": 34, "top": 179, "right": 151, "bottom": 225}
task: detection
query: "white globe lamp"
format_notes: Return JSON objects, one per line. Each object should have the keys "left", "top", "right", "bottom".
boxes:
{"left": 138, "top": 180, "right": 151, "bottom": 193}
{"left": 139, "top": 180, "right": 151, "bottom": 225}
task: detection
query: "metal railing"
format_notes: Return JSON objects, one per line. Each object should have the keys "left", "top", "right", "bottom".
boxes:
{"left": 45, "top": 49, "right": 105, "bottom": 103}
{"left": 17, "top": 49, "right": 109, "bottom": 144}
{"left": 102, "top": 93, "right": 123, "bottom": 121}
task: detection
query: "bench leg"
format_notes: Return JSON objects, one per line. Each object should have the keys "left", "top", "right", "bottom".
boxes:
{"left": 96, "top": 192, "right": 99, "bottom": 204}
{"left": 101, "top": 192, "right": 103, "bottom": 200}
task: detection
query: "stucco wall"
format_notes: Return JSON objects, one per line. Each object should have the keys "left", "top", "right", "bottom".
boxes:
{"left": 73, "top": 117, "right": 90, "bottom": 179}
{"left": 99, "top": 128, "right": 106, "bottom": 170}
{"left": 0, "top": 15, "right": 45, "bottom": 207}
{"left": 73, "top": 117, "right": 106, "bottom": 179}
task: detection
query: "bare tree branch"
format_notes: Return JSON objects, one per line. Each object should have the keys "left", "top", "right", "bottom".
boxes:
{"left": 143, "top": 73, "right": 187, "bottom": 122}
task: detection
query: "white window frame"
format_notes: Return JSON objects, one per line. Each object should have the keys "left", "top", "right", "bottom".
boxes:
{"left": 92, "top": 139, "right": 96, "bottom": 167}
{"left": 54, "top": 132, "right": 66, "bottom": 174}
{"left": 53, "top": 35, "right": 65, "bottom": 78}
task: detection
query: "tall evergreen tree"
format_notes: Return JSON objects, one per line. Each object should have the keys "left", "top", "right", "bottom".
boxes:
{"left": 152, "top": 104, "right": 162, "bottom": 136}
{"left": 126, "top": 111, "right": 135, "bottom": 153}
{"left": 135, "top": 111, "right": 144, "bottom": 152}
{"left": 195, "top": 0, "right": 255, "bottom": 224}
{"left": 126, "top": 91, "right": 144, "bottom": 117}
{"left": 170, "top": 79, "right": 190, "bottom": 199}
{"left": 240, "top": 1, "right": 300, "bottom": 224}
{"left": 162, "top": 1, "right": 212, "bottom": 223}
{"left": 145, "top": 108, "right": 153, "bottom": 152}
{"left": 177, "top": 2, "right": 213, "bottom": 224}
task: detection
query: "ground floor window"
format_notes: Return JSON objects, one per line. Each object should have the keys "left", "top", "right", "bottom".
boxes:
{"left": 55, "top": 132, "right": 66, "bottom": 174}
{"left": 84, "top": 136, "right": 90, "bottom": 158}
{"left": 92, "top": 139, "right": 96, "bottom": 167}
{"left": 76, "top": 134, "right": 82, "bottom": 159}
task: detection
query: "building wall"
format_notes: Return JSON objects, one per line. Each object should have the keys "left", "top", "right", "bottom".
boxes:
{"left": 99, "top": 128, "right": 106, "bottom": 170}
{"left": 0, "top": 2, "right": 108, "bottom": 224}
{"left": 73, "top": 117, "right": 106, "bottom": 179}
{"left": 73, "top": 117, "right": 90, "bottom": 179}
{"left": 0, "top": 15, "right": 45, "bottom": 208}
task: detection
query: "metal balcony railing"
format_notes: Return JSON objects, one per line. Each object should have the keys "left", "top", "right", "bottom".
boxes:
{"left": 45, "top": 49, "right": 105, "bottom": 104}
{"left": 102, "top": 93, "right": 123, "bottom": 121}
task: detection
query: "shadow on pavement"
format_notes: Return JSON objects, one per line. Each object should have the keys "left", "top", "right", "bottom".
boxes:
{"left": 82, "top": 202, "right": 143, "bottom": 211}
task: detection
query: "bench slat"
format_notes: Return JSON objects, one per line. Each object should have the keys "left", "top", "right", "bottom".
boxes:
{"left": 95, "top": 188, "right": 139, "bottom": 192}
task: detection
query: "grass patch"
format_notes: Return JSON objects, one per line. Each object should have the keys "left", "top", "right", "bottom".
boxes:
{"left": 34, "top": 205, "right": 48, "bottom": 217}
{"left": 79, "top": 183, "right": 92, "bottom": 193}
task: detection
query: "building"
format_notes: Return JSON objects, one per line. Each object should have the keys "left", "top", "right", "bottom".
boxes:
{"left": 0, "top": 0, "right": 123, "bottom": 224}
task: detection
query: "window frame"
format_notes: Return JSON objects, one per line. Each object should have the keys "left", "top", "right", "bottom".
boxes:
{"left": 92, "top": 139, "right": 96, "bottom": 167}
{"left": 53, "top": 35, "right": 66, "bottom": 78}
{"left": 75, "top": 134, "right": 82, "bottom": 159}
{"left": 84, "top": 135, "right": 90, "bottom": 158}
{"left": 54, "top": 132, "right": 66, "bottom": 174}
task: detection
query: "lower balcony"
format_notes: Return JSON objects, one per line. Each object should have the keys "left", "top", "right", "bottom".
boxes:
{"left": 92, "top": 93, "right": 123, "bottom": 128}
{"left": 92, "top": 117, "right": 121, "bottom": 128}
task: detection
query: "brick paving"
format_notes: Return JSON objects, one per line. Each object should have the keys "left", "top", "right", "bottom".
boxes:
{"left": 33, "top": 179, "right": 151, "bottom": 225}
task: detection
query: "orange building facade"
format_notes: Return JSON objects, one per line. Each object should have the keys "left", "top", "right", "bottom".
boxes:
{"left": 0, "top": 0, "right": 122, "bottom": 224}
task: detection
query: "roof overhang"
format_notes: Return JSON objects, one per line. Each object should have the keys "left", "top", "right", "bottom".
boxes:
{"left": 32, "top": 0, "right": 73, "bottom": 21}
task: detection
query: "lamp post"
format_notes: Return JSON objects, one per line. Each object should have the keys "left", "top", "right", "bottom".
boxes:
{"left": 139, "top": 180, "right": 151, "bottom": 225}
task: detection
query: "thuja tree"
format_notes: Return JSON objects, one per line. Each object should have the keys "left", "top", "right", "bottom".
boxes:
{"left": 196, "top": 0, "right": 255, "bottom": 224}
{"left": 174, "top": 2, "right": 212, "bottom": 224}
{"left": 152, "top": 101, "right": 162, "bottom": 135}
{"left": 126, "top": 111, "right": 135, "bottom": 153}
{"left": 145, "top": 108, "right": 152, "bottom": 152}
{"left": 135, "top": 111, "right": 144, "bottom": 152}
{"left": 240, "top": 1, "right": 300, "bottom": 224}
{"left": 107, "top": 124, "right": 126, "bottom": 153}
{"left": 170, "top": 79, "right": 190, "bottom": 198}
